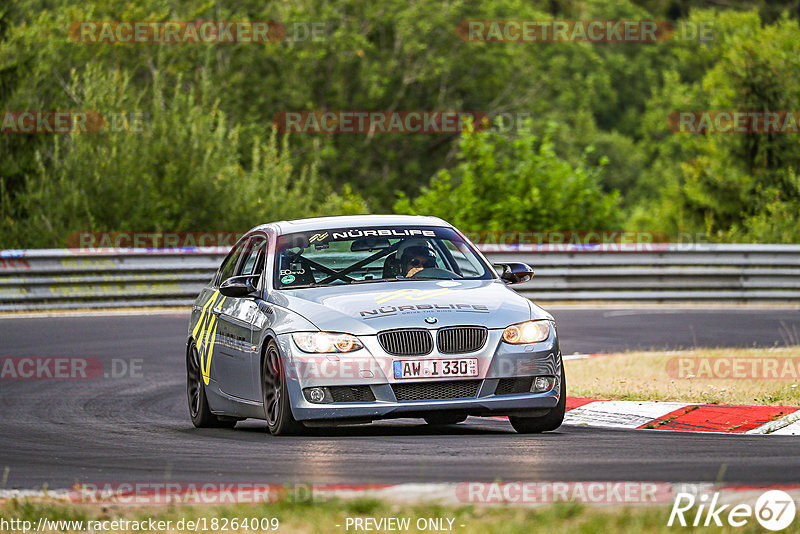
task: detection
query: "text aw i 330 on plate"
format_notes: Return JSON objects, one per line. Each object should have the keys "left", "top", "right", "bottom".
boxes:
{"left": 186, "top": 215, "right": 564, "bottom": 435}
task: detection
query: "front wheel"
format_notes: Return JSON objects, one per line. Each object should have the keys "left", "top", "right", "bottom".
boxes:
{"left": 187, "top": 342, "right": 236, "bottom": 428}
{"left": 509, "top": 367, "right": 566, "bottom": 434}
{"left": 262, "top": 340, "right": 303, "bottom": 436}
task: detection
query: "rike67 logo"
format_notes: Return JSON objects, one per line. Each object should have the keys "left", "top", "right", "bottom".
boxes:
{"left": 669, "top": 490, "right": 797, "bottom": 531}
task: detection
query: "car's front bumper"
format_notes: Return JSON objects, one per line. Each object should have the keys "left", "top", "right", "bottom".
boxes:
{"left": 275, "top": 327, "right": 562, "bottom": 422}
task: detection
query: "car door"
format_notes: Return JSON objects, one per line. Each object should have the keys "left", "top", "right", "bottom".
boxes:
{"left": 195, "top": 239, "right": 246, "bottom": 394}
{"left": 215, "top": 235, "right": 267, "bottom": 402}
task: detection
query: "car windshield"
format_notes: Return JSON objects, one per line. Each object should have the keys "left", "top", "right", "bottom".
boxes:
{"left": 274, "top": 226, "right": 493, "bottom": 289}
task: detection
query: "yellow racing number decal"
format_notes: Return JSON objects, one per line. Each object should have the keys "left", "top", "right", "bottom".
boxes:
{"left": 374, "top": 288, "right": 451, "bottom": 304}
{"left": 192, "top": 292, "right": 223, "bottom": 385}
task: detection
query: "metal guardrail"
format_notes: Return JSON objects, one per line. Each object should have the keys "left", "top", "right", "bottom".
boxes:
{"left": 1, "top": 244, "right": 799, "bottom": 310}
{"left": 489, "top": 243, "right": 800, "bottom": 301}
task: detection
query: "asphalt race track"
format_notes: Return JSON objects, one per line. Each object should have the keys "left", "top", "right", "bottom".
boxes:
{"left": 0, "top": 307, "right": 798, "bottom": 489}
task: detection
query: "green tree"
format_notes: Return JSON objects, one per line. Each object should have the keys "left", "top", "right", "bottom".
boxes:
{"left": 3, "top": 0, "right": 800, "bottom": 246}
{"left": 2, "top": 61, "right": 366, "bottom": 248}
{"left": 395, "top": 122, "right": 620, "bottom": 232}
{"left": 633, "top": 10, "right": 800, "bottom": 240}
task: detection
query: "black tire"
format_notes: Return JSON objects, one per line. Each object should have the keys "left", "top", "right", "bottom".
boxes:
{"left": 187, "top": 342, "right": 237, "bottom": 428}
{"left": 262, "top": 340, "right": 304, "bottom": 436}
{"left": 509, "top": 366, "right": 566, "bottom": 434}
{"left": 424, "top": 414, "right": 468, "bottom": 426}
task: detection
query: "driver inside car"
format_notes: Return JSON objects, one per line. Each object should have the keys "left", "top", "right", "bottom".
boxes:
{"left": 400, "top": 245, "right": 437, "bottom": 277}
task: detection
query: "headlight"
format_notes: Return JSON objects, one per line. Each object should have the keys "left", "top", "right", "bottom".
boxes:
{"left": 292, "top": 332, "right": 363, "bottom": 353}
{"left": 502, "top": 321, "right": 551, "bottom": 344}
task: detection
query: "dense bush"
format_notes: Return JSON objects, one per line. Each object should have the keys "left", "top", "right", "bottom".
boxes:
{"left": 1, "top": 61, "right": 366, "bottom": 247}
{"left": 395, "top": 122, "right": 620, "bottom": 232}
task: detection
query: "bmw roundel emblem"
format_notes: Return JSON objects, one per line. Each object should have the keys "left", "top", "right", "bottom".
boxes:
{"left": 424, "top": 316, "right": 437, "bottom": 324}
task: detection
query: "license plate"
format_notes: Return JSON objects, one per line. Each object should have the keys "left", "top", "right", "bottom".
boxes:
{"left": 393, "top": 358, "right": 478, "bottom": 379}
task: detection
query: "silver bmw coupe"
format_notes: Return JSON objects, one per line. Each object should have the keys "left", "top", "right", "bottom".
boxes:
{"left": 186, "top": 215, "right": 564, "bottom": 435}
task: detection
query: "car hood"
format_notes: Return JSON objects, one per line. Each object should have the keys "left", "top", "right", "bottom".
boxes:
{"left": 268, "top": 279, "right": 551, "bottom": 335}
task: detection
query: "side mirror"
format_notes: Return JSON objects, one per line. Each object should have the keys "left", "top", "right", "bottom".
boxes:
{"left": 493, "top": 262, "right": 534, "bottom": 285}
{"left": 219, "top": 275, "right": 259, "bottom": 298}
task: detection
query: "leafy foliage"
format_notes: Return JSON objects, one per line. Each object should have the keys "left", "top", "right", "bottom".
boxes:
{"left": 1, "top": 0, "right": 800, "bottom": 247}
{"left": 633, "top": 10, "right": 800, "bottom": 240}
{"left": 2, "top": 60, "right": 366, "bottom": 247}
{"left": 395, "top": 122, "right": 620, "bottom": 232}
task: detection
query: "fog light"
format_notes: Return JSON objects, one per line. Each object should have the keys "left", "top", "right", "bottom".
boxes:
{"left": 307, "top": 387, "right": 325, "bottom": 403}
{"left": 533, "top": 376, "right": 553, "bottom": 393}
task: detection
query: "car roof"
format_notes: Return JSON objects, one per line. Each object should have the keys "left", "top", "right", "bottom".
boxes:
{"left": 248, "top": 215, "right": 452, "bottom": 235}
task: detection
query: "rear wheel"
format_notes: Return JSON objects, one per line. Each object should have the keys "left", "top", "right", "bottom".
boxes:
{"left": 187, "top": 342, "right": 236, "bottom": 428}
{"left": 262, "top": 340, "right": 303, "bottom": 436}
{"left": 509, "top": 367, "right": 566, "bottom": 434}
{"left": 424, "top": 414, "right": 468, "bottom": 426}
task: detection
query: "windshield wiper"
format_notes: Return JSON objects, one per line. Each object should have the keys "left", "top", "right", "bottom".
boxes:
{"left": 349, "top": 277, "right": 409, "bottom": 285}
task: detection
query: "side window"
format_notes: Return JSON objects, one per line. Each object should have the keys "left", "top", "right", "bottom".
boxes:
{"left": 239, "top": 236, "right": 267, "bottom": 277}
{"left": 442, "top": 240, "right": 482, "bottom": 277}
{"left": 216, "top": 239, "right": 247, "bottom": 286}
